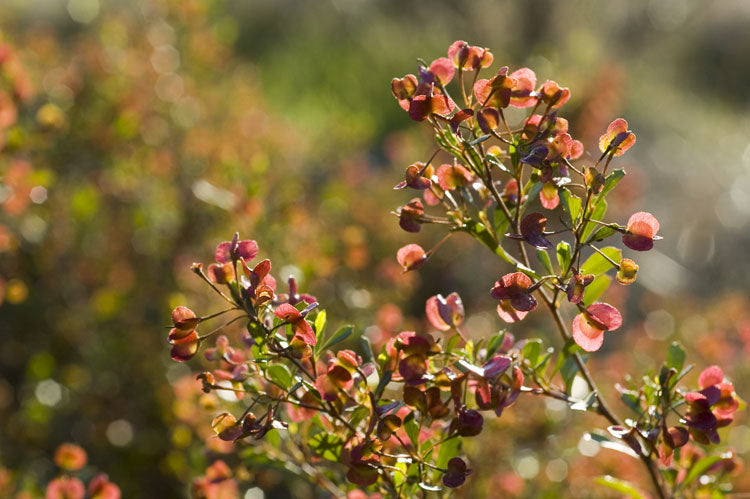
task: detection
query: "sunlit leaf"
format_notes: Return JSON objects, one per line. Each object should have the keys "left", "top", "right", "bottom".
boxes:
{"left": 594, "top": 475, "right": 646, "bottom": 499}
{"left": 666, "top": 341, "right": 686, "bottom": 372}
{"left": 583, "top": 274, "right": 611, "bottom": 304}
{"left": 580, "top": 247, "right": 621, "bottom": 276}
{"left": 267, "top": 364, "right": 293, "bottom": 390}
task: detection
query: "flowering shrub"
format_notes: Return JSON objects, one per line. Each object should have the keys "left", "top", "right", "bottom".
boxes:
{"left": 169, "top": 42, "right": 743, "bottom": 498}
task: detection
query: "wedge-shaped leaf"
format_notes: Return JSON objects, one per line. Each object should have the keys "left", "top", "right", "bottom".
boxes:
{"left": 536, "top": 249, "right": 554, "bottom": 274}
{"left": 560, "top": 188, "right": 581, "bottom": 225}
{"left": 669, "top": 364, "right": 694, "bottom": 390}
{"left": 556, "top": 241, "right": 572, "bottom": 273}
{"left": 679, "top": 455, "right": 722, "bottom": 491}
{"left": 404, "top": 411, "right": 420, "bottom": 450}
{"left": 620, "top": 391, "right": 643, "bottom": 415}
{"left": 319, "top": 325, "right": 353, "bottom": 352}
{"left": 374, "top": 370, "right": 392, "bottom": 399}
{"left": 486, "top": 154, "right": 510, "bottom": 173}
{"left": 485, "top": 331, "right": 507, "bottom": 358}
{"left": 308, "top": 432, "right": 344, "bottom": 461}
{"left": 666, "top": 341, "right": 686, "bottom": 372}
{"left": 560, "top": 357, "right": 579, "bottom": 393}
{"left": 583, "top": 274, "right": 611, "bottom": 304}
{"left": 597, "top": 169, "right": 626, "bottom": 199}
{"left": 314, "top": 310, "right": 327, "bottom": 342}
{"left": 521, "top": 339, "right": 542, "bottom": 367}
{"left": 267, "top": 364, "right": 293, "bottom": 390}
{"left": 580, "top": 247, "right": 621, "bottom": 276}
{"left": 581, "top": 198, "right": 607, "bottom": 243}
{"left": 360, "top": 335, "right": 375, "bottom": 363}
{"left": 522, "top": 181, "right": 544, "bottom": 212}
{"left": 551, "top": 337, "right": 580, "bottom": 377}
{"left": 587, "top": 225, "right": 617, "bottom": 243}
{"left": 595, "top": 475, "right": 646, "bottom": 499}
{"left": 436, "top": 436, "right": 461, "bottom": 469}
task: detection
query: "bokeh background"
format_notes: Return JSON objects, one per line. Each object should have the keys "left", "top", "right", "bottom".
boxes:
{"left": 1, "top": 0, "right": 748, "bottom": 497}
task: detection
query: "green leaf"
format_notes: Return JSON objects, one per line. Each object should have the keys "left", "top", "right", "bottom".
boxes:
{"left": 536, "top": 249, "right": 554, "bottom": 274}
{"left": 436, "top": 436, "right": 461, "bottom": 469}
{"left": 521, "top": 339, "right": 542, "bottom": 367}
{"left": 595, "top": 475, "right": 646, "bottom": 499}
{"left": 247, "top": 321, "right": 267, "bottom": 343}
{"left": 587, "top": 225, "right": 617, "bottom": 243}
{"left": 551, "top": 338, "right": 580, "bottom": 377}
{"left": 359, "top": 335, "right": 375, "bottom": 363}
{"left": 486, "top": 331, "right": 507, "bottom": 358}
{"left": 580, "top": 247, "right": 621, "bottom": 276}
{"left": 560, "top": 356, "right": 579, "bottom": 392}
{"left": 560, "top": 188, "right": 581, "bottom": 225}
{"left": 308, "top": 433, "right": 344, "bottom": 462}
{"left": 581, "top": 198, "right": 607, "bottom": 243}
{"left": 522, "top": 180, "right": 543, "bottom": 212}
{"left": 535, "top": 348, "right": 554, "bottom": 370}
{"left": 348, "top": 405, "right": 370, "bottom": 429}
{"left": 556, "top": 241, "right": 572, "bottom": 273}
{"left": 445, "top": 333, "right": 461, "bottom": 353}
{"left": 319, "top": 325, "right": 353, "bottom": 352}
{"left": 598, "top": 169, "right": 626, "bottom": 199}
{"left": 404, "top": 412, "right": 419, "bottom": 450}
{"left": 669, "top": 364, "right": 694, "bottom": 389}
{"left": 583, "top": 274, "right": 611, "bottom": 304}
{"left": 486, "top": 153, "right": 510, "bottom": 173}
{"left": 620, "top": 391, "right": 643, "bottom": 415}
{"left": 314, "top": 310, "right": 327, "bottom": 340}
{"left": 266, "top": 364, "right": 293, "bottom": 390}
{"left": 680, "top": 455, "right": 723, "bottom": 491}
{"left": 374, "top": 370, "right": 392, "bottom": 399}
{"left": 666, "top": 341, "right": 686, "bottom": 372}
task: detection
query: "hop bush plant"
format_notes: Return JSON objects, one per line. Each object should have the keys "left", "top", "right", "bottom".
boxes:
{"left": 169, "top": 41, "right": 743, "bottom": 498}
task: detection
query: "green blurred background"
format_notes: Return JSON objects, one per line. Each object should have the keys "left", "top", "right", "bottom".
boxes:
{"left": 1, "top": 0, "right": 748, "bottom": 496}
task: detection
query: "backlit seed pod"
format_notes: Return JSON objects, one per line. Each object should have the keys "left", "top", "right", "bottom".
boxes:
{"left": 598, "top": 118, "right": 636, "bottom": 156}
{"left": 46, "top": 477, "right": 86, "bottom": 499}
{"left": 54, "top": 443, "right": 87, "bottom": 471}
{"left": 622, "top": 212, "right": 660, "bottom": 251}
{"left": 170, "top": 330, "right": 200, "bottom": 362}
{"left": 509, "top": 67, "right": 537, "bottom": 108}
{"left": 425, "top": 292, "right": 464, "bottom": 331}
{"left": 571, "top": 302, "right": 623, "bottom": 352}
{"left": 540, "top": 80, "right": 570, "bottom": 108}
{"left": 616, "top": 258, "right": 638, "bottom": 284}
{"left": 428, "top": 57, "right": 455, "bottom": 85}
{"left": 398, "top": 198, "right": 424, "bottom": 233}
{"left": 172, "top": 306, "right": 199, "bottom": 330}
{"left": 436, "top": 164, "right": 472, "bottom": 191}
{"left": 87, "top": 473, "right": 121, "bottom": 499}
{"left": 396, "top": 244, "right": 428, "bottom": 272}
{"left": 491, "top": 272, "right": 537, "bottom": 323}
{"left": 207, "top": 262, "right": 235, "bottom": 284}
